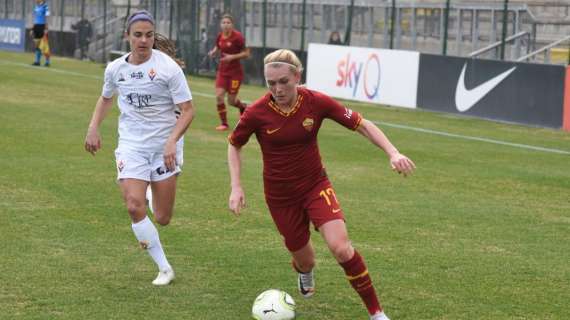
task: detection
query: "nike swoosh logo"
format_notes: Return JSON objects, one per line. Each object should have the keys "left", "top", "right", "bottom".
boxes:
{"left": 266, "top": 128, "right": 281, "bottom": 134}
{"left": 455, "top": 63, "right": 516, "bottom": 112}
{"left": 332, "top": 208, "right": 341, "bottom": 213}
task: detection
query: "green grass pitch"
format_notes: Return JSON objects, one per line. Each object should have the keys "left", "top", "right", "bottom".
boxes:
{"left": 0, "top": 51, "right": 569, "bottom": 319}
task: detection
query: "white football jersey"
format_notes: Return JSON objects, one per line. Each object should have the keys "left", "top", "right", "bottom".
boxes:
{"left": 102, "top": 49, "right": 192, "bottom": 152}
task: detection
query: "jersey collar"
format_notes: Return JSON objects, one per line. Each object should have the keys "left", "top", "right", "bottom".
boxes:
{"left": 267, "top": 92, "right": 303, "bottom": 117}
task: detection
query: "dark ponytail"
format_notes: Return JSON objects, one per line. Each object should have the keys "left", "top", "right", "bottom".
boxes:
{"left": 153, "top": 33, "right": 185, "bottom": 68}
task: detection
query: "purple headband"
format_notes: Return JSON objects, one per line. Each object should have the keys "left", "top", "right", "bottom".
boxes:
{"left": 126, "top": 11, "right": 155, "bottom": 31}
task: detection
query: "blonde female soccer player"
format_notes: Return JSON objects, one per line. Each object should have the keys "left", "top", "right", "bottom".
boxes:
{"left": 227, "top": 49, "right": 415, "bottom": 319}
{"left": 84, "top": 10, "right": 194, "bottom": 286}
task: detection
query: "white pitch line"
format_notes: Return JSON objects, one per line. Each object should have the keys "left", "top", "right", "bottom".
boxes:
{"left": 375, "top": 121, "right": 570, "bottom": 155}
{"left": 2, "top": 58, "right": 568, "bottom": 155}
{"left": 0, "top": 59, "right": 102, "bottom": 80}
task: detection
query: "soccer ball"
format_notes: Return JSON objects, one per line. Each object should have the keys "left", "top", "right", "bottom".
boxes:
{"left": 251, "top": 289, "right": 296, "bottom": 320}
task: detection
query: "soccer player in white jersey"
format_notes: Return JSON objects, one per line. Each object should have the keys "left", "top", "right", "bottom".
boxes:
{"left": 84, "top": 10, "right": 194, "bottom": 286}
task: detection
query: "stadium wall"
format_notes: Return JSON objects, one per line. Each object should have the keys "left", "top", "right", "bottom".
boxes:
{"left": 241, "top": 47, "right": 308, "bottom": 86}
{"left": 417, "top": 54, "right": 566, "bottom": 129}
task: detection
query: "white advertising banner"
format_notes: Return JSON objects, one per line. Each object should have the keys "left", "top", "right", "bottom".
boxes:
{"left": 306, "top": 43, "right": 419, "bottom": 109}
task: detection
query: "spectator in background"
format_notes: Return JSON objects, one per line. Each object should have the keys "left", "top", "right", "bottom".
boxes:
{"left": 31, "top": 0, "right": 50, "bottom": 66}
{"left": 71, "top": 18, "right": 93, "bottom": 60}
{"left": 198, "top": 28, "right": 209, "bottom": 71}
{"left": 328, "top": 31, "right": 343, "bottom": 45}
{"left": 200, "top": 28, "right": 207, "bottom": 50}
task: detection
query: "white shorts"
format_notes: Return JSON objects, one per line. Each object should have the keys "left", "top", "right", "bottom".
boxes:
{"left": 114, "top": 144, "right": 183, "bottom": 182}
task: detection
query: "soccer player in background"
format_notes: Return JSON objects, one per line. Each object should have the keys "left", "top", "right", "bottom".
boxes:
{"left": 31, "top": 0, "right": 50, "bottom": 66}
{"left": 84, "top": 10, "right": 195, "bottom": 286}
{"left": 208, "top": 13, "right": 250, "bottom": 131}
{"left": 227, "top": 49, "right": 415, "bottom": 320}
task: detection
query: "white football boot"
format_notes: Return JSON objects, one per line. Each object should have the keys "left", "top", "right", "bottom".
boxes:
{"left": 152, "top": 268, "right": 175, "bottom": 286}
{"left": 297, "top": 270, "right": 315, "bottom": 298}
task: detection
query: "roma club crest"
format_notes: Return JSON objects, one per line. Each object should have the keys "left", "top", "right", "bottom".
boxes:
{"left": 302, "top": 118, "right": 314, "bottom": 132}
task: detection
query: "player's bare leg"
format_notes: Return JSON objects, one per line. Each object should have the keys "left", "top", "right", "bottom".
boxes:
{"left": 291, "top": 241, "right": 316, "bottom": 298}
{"left": 120, "top": 178, "right": 174, "bottom": 285}
{"left": 149, "top": 175, "right": 177, "bottom": 226}
{"left": 215, "top": 87, "right": 229, "bottom": 130}
{"left": 120, "top": 178, "right": 150, "bottom": 224}
{"left": 32, "top": 39, "right": 41, "bottom": 66}
{"left": 320, "top": 220, "right": 388, "bottom": 319}
{"left": 227, "top": 93, "right": 246, "bottom": 115}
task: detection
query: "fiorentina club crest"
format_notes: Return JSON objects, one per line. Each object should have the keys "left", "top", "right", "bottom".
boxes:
{"left": 302, "top": 118, "right": 314, "bottom": 131}
{"left": 116, "top": 159, "right": 125, "bottom": 172}
{"left": 148, "top": 68, "right": 156, "bottom": 81}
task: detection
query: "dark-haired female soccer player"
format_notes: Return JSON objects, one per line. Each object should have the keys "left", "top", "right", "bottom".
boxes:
{"left": 227, "top": 49, "right": 415, "bottom": 319}
{"left": 208, "top": 14, "right": 250, "bottom": 131}
{"left": 84, "top": 11, "right": 194, "bottom": 286}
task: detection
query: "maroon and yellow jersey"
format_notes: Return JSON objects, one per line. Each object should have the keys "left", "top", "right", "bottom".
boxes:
{"left": 229, "top": 87, "right": 363, "bottom": 207}
{"left": 216, "top": 30, "right": 245, "bottom": 78}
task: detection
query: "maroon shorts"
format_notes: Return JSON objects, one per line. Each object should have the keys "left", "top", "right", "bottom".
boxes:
{"left": 215, "top": 73, "right": 243, "bottom": 95}
{"left": 267, "top": 179, "right": 345, "bottom": 252}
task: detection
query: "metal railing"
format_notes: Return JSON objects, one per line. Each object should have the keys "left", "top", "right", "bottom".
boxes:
{"left": 469, "top": 30, "right": 530, "bottom": 60}
{"left": 2, "top": 0, "right": 569, "bottom": 70}
{"left": 517, "top": 35, "right": 570, "bottom": 64}
{"left": 243, "top": 0, "right": 533, "bottom": 58}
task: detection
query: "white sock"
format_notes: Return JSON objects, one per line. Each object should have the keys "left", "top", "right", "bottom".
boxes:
{"left": 371, "top": 311, "right": 390, "bottom": 320}
{"left": 131, "top": 216, "right": 172, "bottom": 272}
{"left": 146, "top": 186, "right": 154, "bottom": 214}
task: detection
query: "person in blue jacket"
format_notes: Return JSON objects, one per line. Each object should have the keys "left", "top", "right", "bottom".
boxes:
{"left": 31, "top": 0, "right": 50, "bottom": 66}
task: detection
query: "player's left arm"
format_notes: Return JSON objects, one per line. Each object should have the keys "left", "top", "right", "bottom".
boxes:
{"left": 220, "top": 47, "right": 250, "bottom": 62}
{"left": 356, "top": 119, "right": 416, "bottom": 177}
{"left": 236, "top": 47, "right": 251, "bottom": 60}
{"left": 164, "top": 100, "right": 195, "bottom": 171}
{"left": 44, "top": 4, "right": 50, "bottom": 32}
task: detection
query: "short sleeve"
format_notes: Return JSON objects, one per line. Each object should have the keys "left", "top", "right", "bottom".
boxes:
{"left": 318, "top": 93, "right": 362, "bottom": 130}
{"left": 236, "top": 33, "right": 246, "bottom": 50}
{"left": 228, "top": 110, "right": 256, "bottom": 147}
{"left": 215, "top": 33, "right": 221, "bottom": 49}
{"left": 168, "top": 66, "right": 192, "bottom": 105}
{"left": 101, "top": 64, "right": 116, "bottom": 98}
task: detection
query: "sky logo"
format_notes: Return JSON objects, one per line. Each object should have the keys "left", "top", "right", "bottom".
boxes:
{"left": 336, "top": 53, "right": 381, "bottom": 100}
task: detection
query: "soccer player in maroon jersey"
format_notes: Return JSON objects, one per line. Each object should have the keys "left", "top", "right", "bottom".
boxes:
{"left": 208, "top": 14, "right": 250, "bottom": 131}
{"left": 227, "top": 49, "right": 415, "bottom": 320}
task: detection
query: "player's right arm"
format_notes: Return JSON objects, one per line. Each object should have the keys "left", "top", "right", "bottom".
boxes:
{"left": 228, "top": 143, "right": 245, "bottom": 216}
{"left": 84, "top": 96, "right": 113, "bottom": 156}
{"left": 227, "top": 104, "right": 257, "bottom": 215}
{"left": 208, "top": 45, "right": 218, "bottom": 58}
